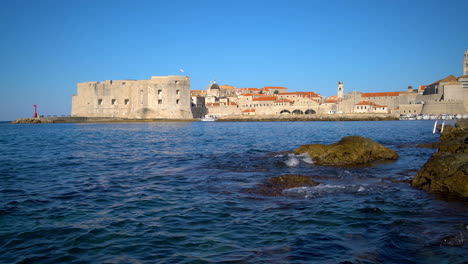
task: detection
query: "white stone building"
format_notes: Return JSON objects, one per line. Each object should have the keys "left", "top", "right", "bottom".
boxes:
{"left": 71, "top": 75, "right": 192, "bottom": 119}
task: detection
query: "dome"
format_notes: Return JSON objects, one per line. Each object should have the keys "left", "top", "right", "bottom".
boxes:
{"left": 208, "top": 80, "right": 220, "bottom": 90}
{"left": 209, "top": 83, "right": 220, "bottom": 90}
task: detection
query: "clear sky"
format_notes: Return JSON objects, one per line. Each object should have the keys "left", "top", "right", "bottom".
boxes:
{"left": 0, "top": 0, "right": 467, "bottom": 121}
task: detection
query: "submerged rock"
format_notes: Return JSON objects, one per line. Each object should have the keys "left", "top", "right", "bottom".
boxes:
{"left": 294, "top": 136, "right": 398, "bottom": 166}
{"left": 244, "top": 174, "right": 320, "bottom": 197}
{"left": 438, "top": 232, "right": 465, "bottom": 247}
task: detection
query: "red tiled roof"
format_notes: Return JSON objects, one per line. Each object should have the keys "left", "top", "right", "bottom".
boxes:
{"left": 361, "top": 92, "right": 402, "bottom": 97}
{"left": 323, "top": 96, "right": 338, "bottom": 103}
{"left": 429, "top": 75, "right": 458, "bottom": 85}
{"left": 253, "top": 96, "right": 277, "bottom": 101}
{"left": 275, "top": 99, "right": 292, "bottom": 103}
{"left": 242, "top": 109, "right": 256, "bottom": 112}
{"left": 299, "top": 92, "right": 321, "bottom": 97}
{"left": 419, "top": 85, "right": 427, "bottom": 91}
{"left": 219, "top": 85, "right": 235, "bottom": 89}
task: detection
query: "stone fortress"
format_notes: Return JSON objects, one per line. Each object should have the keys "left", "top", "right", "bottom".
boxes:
{"left": 71, "top": 75, "right": 192, "bottom": 119}
{"left": 71, "top": 50, "right": 468, "bottom": 119}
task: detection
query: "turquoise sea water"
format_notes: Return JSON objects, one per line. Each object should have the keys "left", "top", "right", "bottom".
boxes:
{"left": 0, "top": 121, "right": 466, "bottom": 263}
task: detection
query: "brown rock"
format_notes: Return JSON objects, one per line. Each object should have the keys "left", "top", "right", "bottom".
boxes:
{"left": 244, "top": 174, "right": 320, "bottom": 197}
{"left": 412, "top": 152, "right": 468, "bottom": 198}
{"left": 294, "top": 136, "right": 398, "bottom": 166}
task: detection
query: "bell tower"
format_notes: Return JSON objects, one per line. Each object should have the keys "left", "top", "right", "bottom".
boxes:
{"left": 464, "top": 49, "right": 468, "bottom": 75}
{"left": 337, "top": 81, "right": 344, "bottom": 99}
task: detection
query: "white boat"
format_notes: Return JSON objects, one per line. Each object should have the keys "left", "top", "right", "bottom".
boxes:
{"left": 201, "top": 115, "right": 216, "bottom": 122}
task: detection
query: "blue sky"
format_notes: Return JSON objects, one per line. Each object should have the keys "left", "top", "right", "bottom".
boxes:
{"left": 0, "top": 0, "right": 467, "bottom": 120}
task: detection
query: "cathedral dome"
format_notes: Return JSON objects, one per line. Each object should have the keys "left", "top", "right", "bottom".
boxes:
{"left": 209, "top": 83, "right": 220, "bottom": 90}
{"left": 209, "top": 80, "right": 220, "bottom": 90}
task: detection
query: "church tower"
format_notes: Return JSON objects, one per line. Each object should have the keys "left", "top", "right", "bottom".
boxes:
{"left": 337, "top": 81, "right": 344, "bottom": 99}
{"left": 464, "top": 49, "right": 468, "bottom": 76}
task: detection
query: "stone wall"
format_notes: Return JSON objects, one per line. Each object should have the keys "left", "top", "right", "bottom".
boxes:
{"left": 421, "top": 101, "right": 466, "bottom": 115}
{"left": 71, "top": 76, "right": 192, "bottom": 119}
{"left": 399, "top": 103, "right": 424, "bottom": 115}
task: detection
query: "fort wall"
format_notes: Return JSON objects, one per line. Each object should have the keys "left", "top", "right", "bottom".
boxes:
{"left": 72, "top": 76, "right": 192, "bottom": 119}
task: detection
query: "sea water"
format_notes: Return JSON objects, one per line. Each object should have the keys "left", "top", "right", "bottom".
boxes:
{"left": 0, "top": 121, "right": 466, "bottom": 263}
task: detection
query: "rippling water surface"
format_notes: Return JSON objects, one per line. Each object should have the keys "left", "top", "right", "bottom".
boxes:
{"left": 0, "top": 121, "right": 466, "bottom": 263}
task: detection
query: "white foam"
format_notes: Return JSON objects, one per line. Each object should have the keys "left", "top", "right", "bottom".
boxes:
{"left": 299, "top": 153, "right": 314, "bottom": 164}
{"left": 282, "top": 184, "right": 366, "bottom": 198}
{"left": 284, "top": 155, "right": 300, "bottom": 167}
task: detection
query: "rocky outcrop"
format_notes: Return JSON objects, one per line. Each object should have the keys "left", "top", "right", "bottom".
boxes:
{"left": 412, "top": 152, "right": 468, "bottom": 197}
{"left": 244, "top": 174, "right": 320, "bottom": 197}
{"left": 294, "top": 136, "right": 398, "bottom": 166}
{"left": 412, "top": 120, "right": 468, "bottom": 198}
{"left": 11, "top": 118, "right": 52, "bottom": 124}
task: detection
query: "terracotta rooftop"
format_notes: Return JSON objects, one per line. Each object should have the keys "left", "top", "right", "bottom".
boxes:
{"left": 299, "top": 92, "right": 321, "bottom": 97}
{"left": 253, "top": 96, "right": 278, "bottom": 101}
{"left": 324, "top": 96, "right": 338, "bottom": 103}
{"left": 361, "top": 92, "right": 402, "bottom": 97}
{"left": 430, "top": 75, "right": 459, "bottom": 85}
{"left": 219, "top": 85, "right": 235, "bottom": 89}
{"left": 242, "top": 109, "right": 256, "bottom": 113}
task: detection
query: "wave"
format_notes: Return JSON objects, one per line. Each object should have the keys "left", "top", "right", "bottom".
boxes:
{"left": 282, "top": 184, "right": 367, "bottom": 198}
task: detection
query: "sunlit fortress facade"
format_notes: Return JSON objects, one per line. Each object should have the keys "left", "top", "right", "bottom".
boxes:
{"left": 71, "top": 75, "right": 192, "bottom": 119}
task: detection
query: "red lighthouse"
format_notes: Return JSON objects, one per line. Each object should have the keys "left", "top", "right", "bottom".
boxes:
{"left": 33, "top": 104, "right": 38, "bottom": 118}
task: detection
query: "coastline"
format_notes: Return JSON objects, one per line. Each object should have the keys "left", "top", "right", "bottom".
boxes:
{"left": 11, "top": 114, "right": 399, "bottom": 124}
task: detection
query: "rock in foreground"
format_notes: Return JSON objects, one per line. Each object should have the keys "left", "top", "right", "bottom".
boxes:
{"left": 294, "top": 136, "right": 398, "bottom": 166}
{"left": 413, "top": 152, "right": 468, "bottom": 198}
{"left": 244, "top": 174, "right": 320, "bottom": 197}
{"left": 412, "top": 120, "right": 468, "bottom": 199}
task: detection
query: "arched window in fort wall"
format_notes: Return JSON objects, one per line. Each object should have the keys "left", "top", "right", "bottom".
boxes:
{"left": 98, "top": 99, "right": 103, "bottom": 105}
{"left": 124, "top": 99, "right": 130, "bottom": 105}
